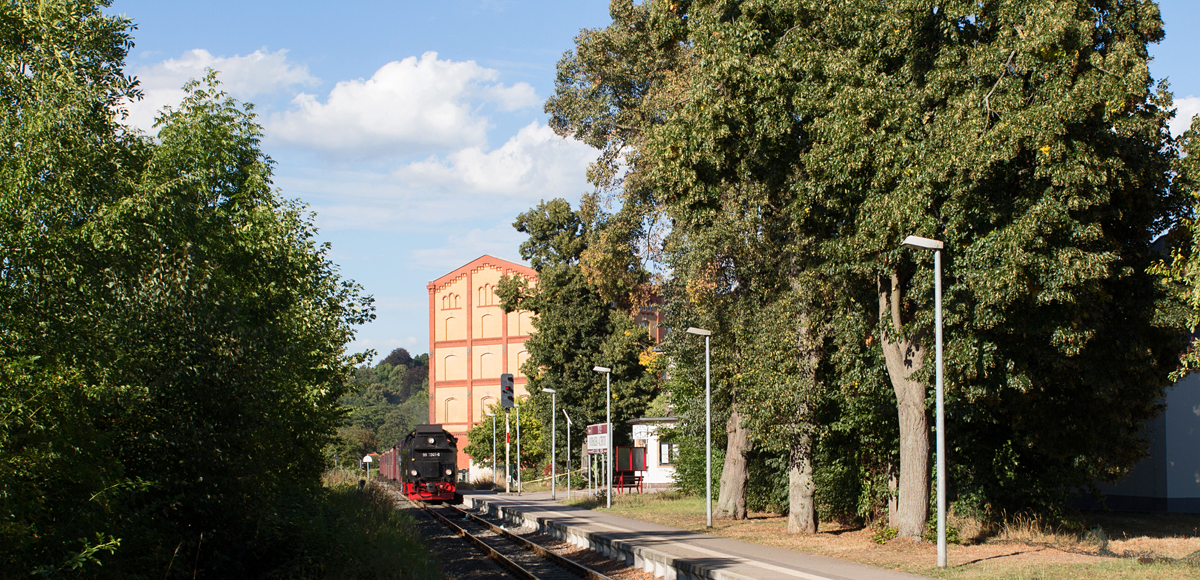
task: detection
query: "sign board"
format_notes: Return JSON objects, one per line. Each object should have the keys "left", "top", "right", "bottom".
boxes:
{"left": 615, "top": 447, "right": 647, "bottom": 472}
{"left": 586, "top": 423, "right": 608, "bottom": 454}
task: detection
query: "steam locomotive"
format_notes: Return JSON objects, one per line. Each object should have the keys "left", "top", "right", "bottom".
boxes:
{"left": 379, "top": 424, "right": 460, "bottom": 503}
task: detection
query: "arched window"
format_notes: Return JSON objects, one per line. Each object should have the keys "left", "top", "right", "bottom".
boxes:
{"left": 516, "top": 349, "right": 529, "bottom": 376}
{"left": 478, "top": 313, "right": 500, "bottom": 338}
{"left": 444, "top": 316, "right": 464, "bottom": 340}
{"left": 443, "top": 397, "right": 457, "bottom": 423}
{"left": 480, "top": 395, "right": 496, "bottom": 415}
{"left": 478, "top": 352, "right": 499, "bottom": 378}
{"left": 479, "top": 283, "right": 497, "bottom": 306}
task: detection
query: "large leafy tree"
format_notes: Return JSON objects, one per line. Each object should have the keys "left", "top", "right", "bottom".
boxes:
{"left": 1, "top": 1, "right": 372, "bottom": 574}
{"left": 784, "top": 0, "right": 1183, "bottom": 532}
{"left": 496, "top": 198, "right": 659, "bottom": 474}
{"left": 462, "top": 398, "right": 546, "bottom": 481}
{"left": 551, "top": 0, "right": 1185, "bottom": 538}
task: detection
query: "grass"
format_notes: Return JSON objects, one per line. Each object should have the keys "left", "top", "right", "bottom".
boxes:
{"left": 560, "top": 492, "right": 1200, "bottom": 580}
{"left": 270, "top": 470, "right": 442, "bottom": 580}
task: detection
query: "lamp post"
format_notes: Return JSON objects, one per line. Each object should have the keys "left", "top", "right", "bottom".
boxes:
{"left": 900, "top": 234, "right": 946, "bottom": 568}
{"left": 486, "top": 411, "right": 496, "bottom": 489}
{"left": 516, "top": 403, "right": 522, "bottom": 495}
{"left": 543, "top": 388, "right": 558, "bottom": 499}
{"left": 685, "top": 327, "right": 713, "bottom": 528}
{"left": 592, "top": 366, "right": 612, "bottom": 508}
{"left": 562, "top": 408, "right": 573, "bottom": 500}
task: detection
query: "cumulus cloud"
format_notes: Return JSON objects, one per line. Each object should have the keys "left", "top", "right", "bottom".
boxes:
{"left": 1172, "top": 96, "right": 1200, "bottom": 137}
{"left": 122, "top": 48, "right": 316, "bottom": 133}
{"left": 267, "top": 52, "right": 539, "bottom": 157}
{"left": 396, "top": 121, "right": 596, "bottom": 198}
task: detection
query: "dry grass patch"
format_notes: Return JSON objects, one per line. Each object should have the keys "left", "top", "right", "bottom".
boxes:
{"left": 562, "top": 492, "right": 1200, "bottom": 580}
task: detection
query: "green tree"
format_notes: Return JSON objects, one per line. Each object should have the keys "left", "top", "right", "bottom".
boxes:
{"left": 550, "top": 0, "right": 1186, "bottom": 538}
{"left": 496, "top": 198, "right": 659, "bottom": 476}
{"left": 0, "top": 2, "right": 373, "bottom": 573}
{"left": 463, "top": 398, "right": 546, "bottom": 482}
{"left": 1152, "top": 116, "right": 1200, "bottom": 375}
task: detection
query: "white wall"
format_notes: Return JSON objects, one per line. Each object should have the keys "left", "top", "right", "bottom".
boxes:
{"left": 1165, "top": 373, "right": 1200, "bottom": 499}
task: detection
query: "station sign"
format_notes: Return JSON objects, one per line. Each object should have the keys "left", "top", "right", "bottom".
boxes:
{"left": 586, "top": 423, "right": 608, "bottom": 454}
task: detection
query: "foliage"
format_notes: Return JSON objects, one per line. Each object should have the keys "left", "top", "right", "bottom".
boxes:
{"left": 462, "top": 397, "right": 546, "bottom": 472}
{"left": 548, "top": 0, "right": 1188, "bottom": 524}
{"left": 336, "top": 349, "right": 431, "bottom": 458}
{"left": 1150, "top": 116, "right": 1200, "bottom": 379}
{"left": 272, "top": 478, "right": 441, "bottom": 580}
{"left": 871, "top": 526, "right": 899, "bottom": 545}
{"left": 0, "top": 2, "right": 374, "bottom": 575}
{"left": 496, "top": 198, "right": 660, "bottom": 472}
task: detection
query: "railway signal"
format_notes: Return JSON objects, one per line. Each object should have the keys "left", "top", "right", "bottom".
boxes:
{"left": 500, "top": 373, "right": 514, "bottom": 408}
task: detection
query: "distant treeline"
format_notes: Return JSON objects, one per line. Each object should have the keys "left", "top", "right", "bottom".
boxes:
{"left": 327, "top": 348, "right": 431, "bottom": 468}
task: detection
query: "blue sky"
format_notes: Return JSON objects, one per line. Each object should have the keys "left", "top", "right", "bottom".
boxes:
{"left": 106, "top": 0, "right": 1199, "bottom": 358}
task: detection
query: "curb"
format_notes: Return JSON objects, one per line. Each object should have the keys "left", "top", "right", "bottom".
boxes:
{"left": 463, "top": 496, "right": 757, "bottom": 580}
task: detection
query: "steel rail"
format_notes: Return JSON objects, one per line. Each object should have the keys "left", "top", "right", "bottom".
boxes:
{"left": 443, "top": 504, "right": 612, "bottom": 580}
{"left": 421, "top": 502, "right": 541, "bottom": 580}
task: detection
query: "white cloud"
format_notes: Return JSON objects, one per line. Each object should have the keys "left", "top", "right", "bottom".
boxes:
{"left": 409, "top": 224, "right": 529, "bottom": 272}
{"left": 1172, "top": 96, "right": 1200, "bottom": 137}
{"left": 122, "top": 48, "right": 316, "bottom": 133}
{"left": 267, "top": 52, "right": 539, "bottom": 157}
{"left": 396, "top": 121, "right": 597, "bottom": 198}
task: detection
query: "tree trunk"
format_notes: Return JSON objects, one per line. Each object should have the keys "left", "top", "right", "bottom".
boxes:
{"left": 787, "top": 428, "right": 818, "bottom": 533}
{"left": 879, "top": 271, "right": 930, "bottom": 540}
{"left": 787, "top": 306, "right": 820, "bottom": 534}
{"left": 714, "top": 404, "right": 750, "bottom": 519}
{"left": 887, "top": 465, "right": 899, "bottom": 528}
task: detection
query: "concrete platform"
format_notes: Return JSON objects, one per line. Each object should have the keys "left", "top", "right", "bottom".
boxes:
{"left": 461, "top": 491, "right": 931, "bottom": 580}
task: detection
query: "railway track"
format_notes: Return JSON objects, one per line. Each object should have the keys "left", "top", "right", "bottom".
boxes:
{"left": 412, "top": 497, "right": 613, "bottom": 580}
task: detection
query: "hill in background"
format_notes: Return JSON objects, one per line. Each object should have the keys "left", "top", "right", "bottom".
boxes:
{"left": 327, "top": 348, "right": 429, "bottom": 467}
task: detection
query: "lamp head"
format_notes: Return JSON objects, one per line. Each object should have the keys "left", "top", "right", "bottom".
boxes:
{"left": 901, "top": 235, "right": 944, "bottom": 251}
{"left": 542, "top": 388, "right": 556, "bottom": 393}
{"left": 592, "top": 366, "right": 611, "bottom": 373}
{"left": 685, "top": 327, "right": 712, "bottom": 336}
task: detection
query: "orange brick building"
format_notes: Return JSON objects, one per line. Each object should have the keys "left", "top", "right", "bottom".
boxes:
{"left": 427, "top": 255, "right": 536, "bottom": 476}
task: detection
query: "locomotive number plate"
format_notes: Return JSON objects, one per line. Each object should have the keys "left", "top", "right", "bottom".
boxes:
{"left": 421, "top": 452, "right": 441, "bottom": 457}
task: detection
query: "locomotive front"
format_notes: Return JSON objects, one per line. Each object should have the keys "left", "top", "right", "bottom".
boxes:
{"left": 399, "top": 424, "right": 458, "bottom": 502}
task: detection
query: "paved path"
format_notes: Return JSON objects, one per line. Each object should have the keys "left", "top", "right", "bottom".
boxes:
{"left": 462, "top": 491, "right": 932, "bottom": 580}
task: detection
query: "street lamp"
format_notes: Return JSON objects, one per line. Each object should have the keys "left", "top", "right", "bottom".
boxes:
{"left": 900, "top": 234, "right": 946, "bottom": 568}
{"left": 486, "top": 411, "right": 496, "bottom": 490}
{"left": 685, "top": 327, "right": 713, "bottom": 528}
{"left": 516, "top": 403, "right": 522, "bottom": 495}
{"left": 562, "top": 408, "right": 574, "bottom": 500}
{"left": 543, "top": 388, "right": 558, "bottom": 500}
{"left": 593, "top": 365, "right": 612, "bottom": 508}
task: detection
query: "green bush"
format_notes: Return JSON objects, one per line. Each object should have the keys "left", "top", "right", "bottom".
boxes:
{"left": 871, "top": 526, "right": 898, "bottom": 545}
{"left": 270, "top": 481, "right": 440, "bottom": 580}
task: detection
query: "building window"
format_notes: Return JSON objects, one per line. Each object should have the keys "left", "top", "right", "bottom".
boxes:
{"left": 660, "top": 442, "right": 678, "bottom": 465}
{"left": 443, "top": 397, "right": 457, "bottom": 423}
{"left": 478, "top": 283, "right": 496, "bottom": 306}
